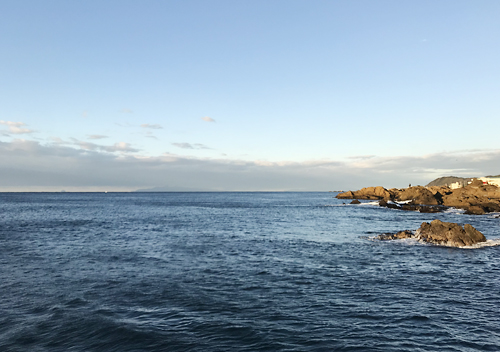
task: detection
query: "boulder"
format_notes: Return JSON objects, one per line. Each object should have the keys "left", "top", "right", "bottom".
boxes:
{"left": 415, "top": 219, "right": 486, "bottom": 247}
{"left": 350, "top": 199, "right": 361, "bottom": 204}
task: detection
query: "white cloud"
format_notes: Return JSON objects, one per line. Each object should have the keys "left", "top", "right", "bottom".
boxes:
{"left": 172, "top": 142, "right": 210, "bottom": 150}
{"left": 201, "top": 116, "right": 215, "bottom": 123}
{"left": 348, "top": 155, "right": 376, "bottom": 160}
{"left": 87, "top": 134, "right": 108, "bottom": 140}
{"left": 141, "top": 124, "right": 163, "bottom": 129}
{"left": 120, "top": 108, "right": 133, "bottom": 113}
{"left": 0, "top": 120, "right": 34, "bottom": 135}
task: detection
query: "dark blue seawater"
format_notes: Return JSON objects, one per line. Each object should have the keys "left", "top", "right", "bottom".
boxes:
{"left": 1, "top": 192, "right": 499, "bottom": 351}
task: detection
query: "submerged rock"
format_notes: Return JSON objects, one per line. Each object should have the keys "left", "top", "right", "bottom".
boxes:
{"left": 376, "top": 230, "right": 413, "bottom": 241}
{"left": 376, "top": 220, "right": 486, "bottom": 247}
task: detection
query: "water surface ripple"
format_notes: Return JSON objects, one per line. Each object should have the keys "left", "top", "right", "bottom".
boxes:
{"left": 1, "top": 192, "right": 499, "bottom": 351}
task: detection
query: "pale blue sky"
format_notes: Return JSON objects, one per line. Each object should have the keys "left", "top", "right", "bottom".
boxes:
{"left": 1, "top": 1, "right": 499, "bottom": 191}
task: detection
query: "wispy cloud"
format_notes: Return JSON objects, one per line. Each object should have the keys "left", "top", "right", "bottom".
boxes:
{"left": 201, "top": 116, "right": 215, "bottom": 123}
{"left": 49, "top": 137, "right": 66, "bottom": 144}
{"left": 76, "top": 140, "right": 139, "bottom": 153}
{"left": 120, "top": 108, "right": 133, "bottom": 113}
{"left": 348, "top": 155, "right": 376, "bottom": 160}
{"left": 87, "top": 134, "right": 108, "bottom": 140}
{"left": 0, "top": 120, "right": 34, "bottom": 134}
{"left": 50, "top": 137, "right": 139, "bottom": 154}
{"left": 141, "top": 124, "right": 163, "bottom": 129}
{"left": 172, "top": 142, "right": 210, "bottom": 150}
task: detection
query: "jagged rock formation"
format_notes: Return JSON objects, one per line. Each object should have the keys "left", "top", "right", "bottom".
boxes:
{"left": 337, "top": 181, "right": 500, "bottom": 214}
{"left": 376, "top": 220, "right": 486, "bottom": 247}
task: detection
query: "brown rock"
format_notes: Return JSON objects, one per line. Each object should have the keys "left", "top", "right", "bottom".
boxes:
{"left": 336, "top": 186, "right": 394, "bottom": 200}
{"left": 427, "top": 186, "right": 453, "bottom": 196}
{"left": 441, "top": 182, "right": 500, "bottom": 213}
{"left": 415, "top": 219, "right": 486, "bottom": 247}
{"left": 464, "top": 206, "right": 486, "bottom": 215}
{"left": 395, "top": 186, "right": 441, "bottom": 205}
{"left": 336, "top": 190, "right": 355, "bottom": 199}
{"left": 350, "top": 199, "right": 361, "bottom": 204}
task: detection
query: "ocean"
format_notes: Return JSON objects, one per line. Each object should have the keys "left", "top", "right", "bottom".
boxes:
{"left": 1, "top": 192, "right": 499, "bottom": 351}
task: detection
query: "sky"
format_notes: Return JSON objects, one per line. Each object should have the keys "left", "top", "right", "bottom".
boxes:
{"left": 1, "top": 0, "right": 499, "bottom": 191}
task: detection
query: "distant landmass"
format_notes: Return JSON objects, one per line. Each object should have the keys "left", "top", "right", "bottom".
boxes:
{"left": 425, "top": 176, "right": 471, "bottom": 187}
{"left": 134, "top": 186, "right": 208, "bottom": 192}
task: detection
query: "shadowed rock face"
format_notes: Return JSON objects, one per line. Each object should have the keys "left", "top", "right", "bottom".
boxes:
{"left": 376, "top": 220, "right": 486, "bottom": 247}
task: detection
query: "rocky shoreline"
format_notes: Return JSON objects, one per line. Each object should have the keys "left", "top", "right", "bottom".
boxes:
{"left": 337, "top": 179, "right": 500, "bottom": 215}
{"left": 338, "top": 180, "right": 500, "bottom": 248}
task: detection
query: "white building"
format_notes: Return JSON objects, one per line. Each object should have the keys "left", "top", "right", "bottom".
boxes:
{"left": 478, "top": 176, "right": 500, "bottom": 187}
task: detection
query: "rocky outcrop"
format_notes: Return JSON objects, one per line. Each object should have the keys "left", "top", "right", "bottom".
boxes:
{"left": 416, "top": 219, "right": 486, "bottom": 247}
{"left": 395, "top": 186, "right": 441, "bottom": 205}
{"left": 337, "top": 182, "right": 500, "bottom": 214}
{"left": 441, "top": 182, "right": 500, "bottom": 214}
{"left": 336, "top": 186, "right": 394, "bottom": 200}
{"left": 376, "top": 220, "right": 486, "bottom": 247}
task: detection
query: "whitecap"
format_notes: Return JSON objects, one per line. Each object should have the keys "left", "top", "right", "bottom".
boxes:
{"left": 358, "top": 201, "right": 380, "bottom": 206}
{"left": 442, "top": 207, "right": 466, "bottom": 214}
{"left": 461, "top": 238, "right": 500, "bottom": 249}
{"left": 394, "top": 200, "right": 412, "bottom": 205}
